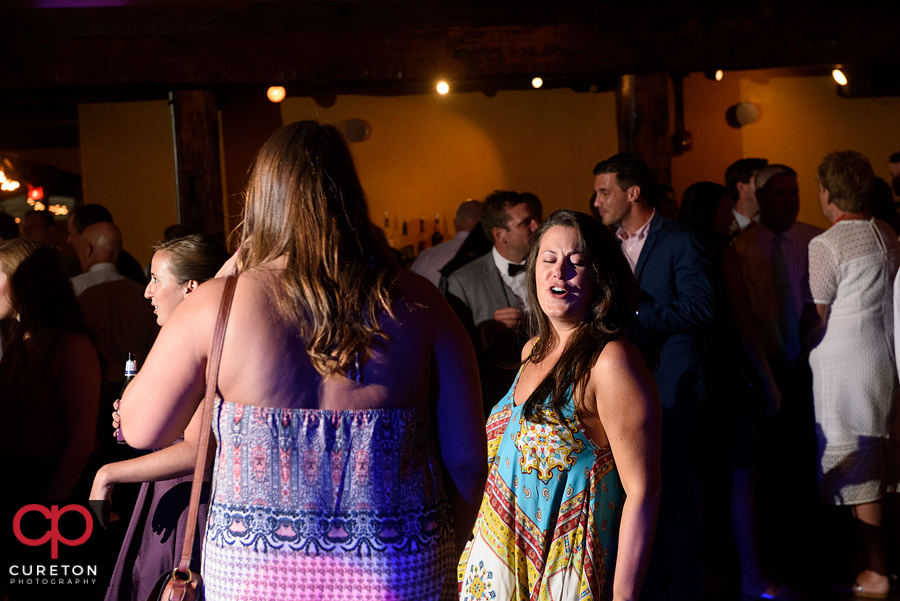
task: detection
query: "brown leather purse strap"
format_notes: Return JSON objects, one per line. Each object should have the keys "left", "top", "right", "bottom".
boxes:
{"left": 177, "top": 274, "right": 238, "bottom": 576}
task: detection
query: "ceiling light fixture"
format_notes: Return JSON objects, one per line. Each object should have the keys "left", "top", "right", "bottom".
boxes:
{"left": 266, "top": 86, "right": 286, "bottom": 103}
{"left": 436, "top": 81, "right": 450, "bottom": 94}
{"left": 532, "top": 77, "right": 543, "bottom": 89}
{"left": 832, "top": 68, "right": 848, "bottom": 86}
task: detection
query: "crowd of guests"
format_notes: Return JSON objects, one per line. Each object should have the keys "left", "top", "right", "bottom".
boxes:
{"left": 1, "top": 123, "right": 899, "bottom": 601}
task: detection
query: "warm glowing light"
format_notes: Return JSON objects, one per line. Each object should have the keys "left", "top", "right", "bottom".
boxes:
{"left": 34, "top": 201, "right": 45, "bottom": 211}
{"left": 266, "top": 86, "right": 286, "bottom": 103}
{"left": 715, "top": 70, "right": 724, "bottom": 81}
{"left": 28, "top": 186, "right": 44, "bottom": 201}
{"left": 436, "top": 81, "right": 449, "bottom": 94}
{"left": 49, "top": 204, "right": 69, "bottom": 216}
{"left": 14, "top": 217, "right": 20, "bottom": 224}
{"left": 0, "top": 170, "right": 20, "bottom": 191}
{"left": 832, "top": 69, "right": 847, "bottom": 86}
{"left": 27, "top": 198, "right": 35, "bottom": 206}
{"left": 532, "top": 77, "right": 543, "bottom": 89}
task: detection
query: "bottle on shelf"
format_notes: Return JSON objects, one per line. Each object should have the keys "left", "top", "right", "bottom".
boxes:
{"left": 116, "top": 353, "right": 137, "bottom": 444}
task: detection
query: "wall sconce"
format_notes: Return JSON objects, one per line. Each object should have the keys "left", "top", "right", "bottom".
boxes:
{"left": 704, "top": 70, "right": 724, "bottom": 81}
{"left": 725, "top": 103, "right": 760, "bottom": 128}
{"left": 342, "top": 119, "right": 370, "bottom": 143}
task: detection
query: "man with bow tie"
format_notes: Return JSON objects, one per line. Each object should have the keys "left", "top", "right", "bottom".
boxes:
{"left": 445, "top": 190, "right": 542, "bottom": 417}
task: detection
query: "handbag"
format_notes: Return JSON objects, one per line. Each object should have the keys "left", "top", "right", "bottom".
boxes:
{"left": 146, "top": 275, "right": 238, "bottom": 601}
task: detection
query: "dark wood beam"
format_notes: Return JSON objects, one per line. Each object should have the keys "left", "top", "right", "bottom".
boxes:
{"left": 3, "top": 2, "right": 899, "bottom": 92}
{"left": 169, "top": 90, "right": 225, "bottom": 239}
{"left": 616, "top": 74, "right": 671, "bottom": 186}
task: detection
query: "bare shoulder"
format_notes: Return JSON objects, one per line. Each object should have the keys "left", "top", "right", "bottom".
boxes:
{"left": 521, "top": 336, "right": 539, "bottom": 362}
{"left": 592, "top": 339, "right": 646, "bottom": 377}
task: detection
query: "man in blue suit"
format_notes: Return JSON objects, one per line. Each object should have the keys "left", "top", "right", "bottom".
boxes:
{"left": 594, "top": 153, "right": 714, "bottom": 601}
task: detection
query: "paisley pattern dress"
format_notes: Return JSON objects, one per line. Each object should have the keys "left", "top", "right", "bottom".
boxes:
{"left": 203, "top": 400, "right": 457, "bottom": 601}
{"left": 459, "top": 370, "right": 624, "bottom": 601}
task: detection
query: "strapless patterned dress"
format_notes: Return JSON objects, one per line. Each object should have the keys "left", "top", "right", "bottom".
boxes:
{"left": 203, "top": 400, "right": 457, "bottom": 601}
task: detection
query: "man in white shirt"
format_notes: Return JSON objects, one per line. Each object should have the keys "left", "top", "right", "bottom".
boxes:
{"left": 725, "top": 158, "right": 768, "bottom": 232}
{"left": 410, "top": 199, "right": 481, "bottom": 287}
{"left": 71, "top": 221, "right": 158, "bottom": 384}
{"left": 445, "top": 191, "right": 541, "bottom": 415}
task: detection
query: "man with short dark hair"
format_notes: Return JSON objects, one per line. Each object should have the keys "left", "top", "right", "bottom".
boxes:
{"left": 725, "top": 158, "right": 768, "bottom": 231}
{"left": 446, "top": 190, "right": 541, "bottom": 416}
{"left": 593, "top": 153, "right": 714, "bottom": 601}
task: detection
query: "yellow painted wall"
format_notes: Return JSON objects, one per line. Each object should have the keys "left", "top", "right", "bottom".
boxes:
{"left": 78, "top": 101, "right": 178, "bottom": 265}
{"left": 672, "top": 70, "right": 900, "bottom": 231}
{"left": 671, "top": 73, "right": 744, "bottom": 199}
{"left": 280, "top": 89, "right": 617, "bottom": 246}
{"left": 739, "top": 73, "right": 900, "bottom": 230}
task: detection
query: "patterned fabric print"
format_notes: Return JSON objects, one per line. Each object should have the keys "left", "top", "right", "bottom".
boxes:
{"left": 460, "top": 374, "right": 624, "bottom": 601}
{"left": 205, "top": 401, "right": 457, "bottom": 601}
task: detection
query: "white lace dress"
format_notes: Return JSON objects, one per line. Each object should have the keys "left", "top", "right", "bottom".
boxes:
{"left": 808, "top": 218, "right": 900, "bottom": 505}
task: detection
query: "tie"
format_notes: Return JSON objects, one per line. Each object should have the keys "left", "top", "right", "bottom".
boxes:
{"left": 508, "top": 263, "right": 525, "bottom": 277}
{"left": 772, "top": 234, "right": 801, "bottom": 361}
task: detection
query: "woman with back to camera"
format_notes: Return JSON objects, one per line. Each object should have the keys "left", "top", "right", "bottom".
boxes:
{"left": 117, "top": 121, "right": 488, "bottom": 600}
{"left": 0, "top": 238, "right": 101, "bottom": 499}
{"left": 459, "top": 209, "right": 661, "bottom": 601}
{"left": 808, "top": 151, "right": 900, "bottom": 599}
{"left": 91, "top": 233, "right": 230, "bottom": 601}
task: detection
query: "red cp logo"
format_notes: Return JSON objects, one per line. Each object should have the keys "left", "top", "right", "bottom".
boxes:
{"left": 13, "top": 504, "right": 93, "bottom": 559}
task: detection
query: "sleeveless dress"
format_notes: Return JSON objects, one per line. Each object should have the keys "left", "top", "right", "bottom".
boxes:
{"left": 202, "top": 399, "right": 457, "bottom": 601}
{"left": 807, "top": 218, "right": 900, "bottom": 504}
{"left": 104, "top": 465, "right": 210, "bottom": 601}
{"left": 459, "top": 369, "right": 624, "bottom": 601}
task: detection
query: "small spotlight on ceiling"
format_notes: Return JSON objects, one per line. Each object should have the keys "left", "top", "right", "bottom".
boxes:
{"left": 436, "top": 81, "right": 450, "bottom": 94}
{"left": 715, "top": 70, "right": 724, "bottom": 81}
{"left": 532, "top": 77, "right": 543, "bottom": 89}
{"left": 832, "top": 68, "right": 848, "bottom": 86}
{"left": 267, "top": 86, "right": 286, "bottom": 103}
{"left": 704, "top": 70, "right": 724, "bottom": 81}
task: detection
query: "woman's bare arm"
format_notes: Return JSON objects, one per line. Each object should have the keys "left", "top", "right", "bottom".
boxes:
{"left": 119, "top": 279, "right": 223, "bottom": 449}
{"left": 90, "top": 403, "right": 216, "bottom": 501}
{"left": 416, "top": 275, "right": 488, "bottom": 556}
{"left": 590, "top": 340, "right": 661, "bottom": 601}
{"left": 46, "top": 333, "right": 101, "bottom": 500}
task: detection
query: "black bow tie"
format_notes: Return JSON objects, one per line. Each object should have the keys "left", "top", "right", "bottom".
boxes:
{"left": 508, "top": 263, "right": 525, "bottom": 277}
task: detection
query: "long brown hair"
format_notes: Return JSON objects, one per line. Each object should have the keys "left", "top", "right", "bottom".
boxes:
{"left": 521, "top": 209, "right": 639, "bottom": 424}
{"left": 0, "top": 239, "right": 93, "bottom": 371}
{"left": 237, "top": 121, "right": 398, "bottom": 378}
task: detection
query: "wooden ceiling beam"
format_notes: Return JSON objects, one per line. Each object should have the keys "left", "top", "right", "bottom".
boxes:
{"left": 3, "top": 2, "right": 898, "bottom": 92}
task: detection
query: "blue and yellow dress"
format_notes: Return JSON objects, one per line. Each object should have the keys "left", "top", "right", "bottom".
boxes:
{"left": 459, "top": 369, "right": 624, "bottom": 600}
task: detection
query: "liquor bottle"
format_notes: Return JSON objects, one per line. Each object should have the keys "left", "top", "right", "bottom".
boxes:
{"left": 116, "top": 353, "right": 137, "bottom": 444}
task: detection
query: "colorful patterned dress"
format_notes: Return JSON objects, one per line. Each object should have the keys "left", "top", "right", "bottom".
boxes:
{"left": 203, "top": 400, "right": 457, "bottom": 601}
{"left": 459, "top": 370, "right": 624, "bottom": 601}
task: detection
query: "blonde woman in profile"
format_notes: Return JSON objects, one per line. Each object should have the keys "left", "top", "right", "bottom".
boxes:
{"left": 117, "top": 121, "right": 487, "bottom": 601}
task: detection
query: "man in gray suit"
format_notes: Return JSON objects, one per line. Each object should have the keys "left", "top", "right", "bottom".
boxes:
{"left": 445, "top": 190, "right": 542, "bottom": 416}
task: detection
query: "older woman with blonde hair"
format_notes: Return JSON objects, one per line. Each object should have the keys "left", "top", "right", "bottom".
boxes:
{"left": 808, "top": 150, "right": 900, "bottom": 598}
{"left": 117, "top": 121, "right": 487, "bottom": 601}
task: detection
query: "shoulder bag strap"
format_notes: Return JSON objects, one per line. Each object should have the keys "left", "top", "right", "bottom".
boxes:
{"left": 177, "top": 274, "right": 238, "bottom": 576}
